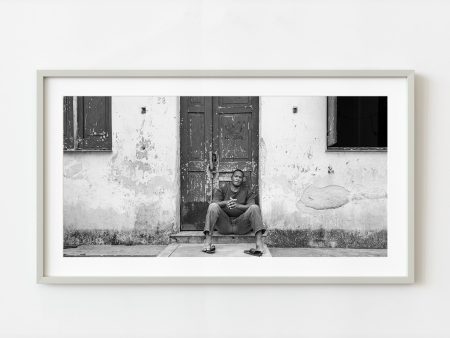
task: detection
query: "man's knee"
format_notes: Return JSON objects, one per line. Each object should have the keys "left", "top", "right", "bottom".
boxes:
{"left": 248, "top": 204, "right": 261, "bottom": 213}
{"left": 208, "top": 203, "right": 221, "bottom": 212}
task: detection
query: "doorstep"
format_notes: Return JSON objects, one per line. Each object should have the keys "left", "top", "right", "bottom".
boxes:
{"left": 157, "top": 243, "right": 272, "bottom": 257}
{"left": 170, "top": 230, "right": 267, "bottom": 244}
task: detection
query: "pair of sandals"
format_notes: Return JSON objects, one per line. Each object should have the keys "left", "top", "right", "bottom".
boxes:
{"left": 202, "top": 244, "right": 216, "bottom": 254}
{"left": 202, "top": 245, "right": 263, "bottom": 257}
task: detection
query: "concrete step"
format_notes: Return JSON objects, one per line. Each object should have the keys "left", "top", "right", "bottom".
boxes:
{"left": 170, "top": 231, "right": 266, "bottom": 244}
{"left": 158, "top": 243, "right": 272, "bottom": 257}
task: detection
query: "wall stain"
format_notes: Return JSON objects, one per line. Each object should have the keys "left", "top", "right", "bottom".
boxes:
{"left": 64, "top": 161, "right": 84, "bottom": 179}
{"left": 306, "top": 147, "right": 313, "bottom": 159}
{"left": 135, "top": 203, "right": 162, "bottom": 230}
{"left": 300, "top": 185, "right": 350, "bottom": 210}
{"left": 328, "top": 165, "right": 335, "bottom": 174}
{"left": 136, "top": 137, "right": 154, "bottom": 160}
{"left": 354, "top": 192, "right": 387, "bottom": 200}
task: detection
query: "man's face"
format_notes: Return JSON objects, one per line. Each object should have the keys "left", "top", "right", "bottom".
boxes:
{"left": 231, "top": 171, "right": 244, "bottom": 187}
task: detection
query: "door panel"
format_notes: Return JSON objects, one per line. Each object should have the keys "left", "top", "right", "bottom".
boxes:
{"left": 218, "top": 113, "right": 251, "bottom": 159}
{"left": 186, "top": 113, "right": 205, "bottom": 160}
{"left": 219, "top": 96, "right": 252, "bottom": 105}
{"left": 180, "top": 97, "right": 212, "bottom": 230}
{"left": 213, "top": 97, "right": 259, "bottom": 196}
{"left": 180, "top": 96, "right": 259, "bottom": 231}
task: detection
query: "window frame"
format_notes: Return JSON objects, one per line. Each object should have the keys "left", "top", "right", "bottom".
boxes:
{"left": 63, "top": 96, "right": 112, "bottom": 152}
{"left": 326, "top": 96, "right": 388, "bottom": 152}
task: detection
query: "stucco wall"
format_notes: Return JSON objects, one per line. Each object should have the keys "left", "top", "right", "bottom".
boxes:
{"left": 63, "top": 97, "right": 179, "bottom": 235}
{"left": 260, "top": 96, "right": 387, "bottom": 231}
{"left": 64, "top": 96, "right": 386, "bottom": 237}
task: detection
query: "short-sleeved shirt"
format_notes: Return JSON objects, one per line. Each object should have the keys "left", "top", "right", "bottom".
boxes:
{"left": 212, "top": 184, "right": 257, "bottom": 217}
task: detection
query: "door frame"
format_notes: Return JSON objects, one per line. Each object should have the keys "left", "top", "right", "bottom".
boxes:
{"left": 178, "top": 96, "right": 260, "bottom": 231}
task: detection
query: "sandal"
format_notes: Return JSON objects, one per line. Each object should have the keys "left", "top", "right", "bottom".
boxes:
{"left": 244, "top": 248, "right": 263, "bottom": 257}
{"left": 202, "top": 244, "right": 216, "bottom": 254}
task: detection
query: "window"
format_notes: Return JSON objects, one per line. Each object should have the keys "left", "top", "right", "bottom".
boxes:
{"left": 63, "top": 96, "right": 112, "bottom": 151}
{"left": 327, "top": 96, "right": 387, "bottom": 151}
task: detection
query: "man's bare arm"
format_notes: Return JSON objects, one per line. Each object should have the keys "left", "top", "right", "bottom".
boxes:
{"left": 217, "top": 200, "right": 240, "bottom": 209}
{"left": 228, "top": 200, "right": 253, "bottom": 211}
{"left": 229, "top": 190, "right": 257, "bottom": 210}
{"left": 214, "top": 200, "right": 229, "bottom": 208}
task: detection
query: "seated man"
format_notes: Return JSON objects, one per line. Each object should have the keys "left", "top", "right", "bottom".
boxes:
{"left": 202, "top": 169, "right": 267, "bottom": 256}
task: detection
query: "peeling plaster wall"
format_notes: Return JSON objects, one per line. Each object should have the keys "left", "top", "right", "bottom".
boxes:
{"left": 260, "top": 97, "right": 387, "bottom": 231}
{"left": 63, "top": 97, "right": 179, "bottom": 232}
{"left": 64, "top": 96, "right": 386, "bottom": 233}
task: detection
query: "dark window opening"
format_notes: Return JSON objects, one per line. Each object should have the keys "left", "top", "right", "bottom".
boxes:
{"left": 63, "top": 96, "right": 112, "bottom": 151}
{"left": 327, "top": 96, "right": 387, "bottom": 151}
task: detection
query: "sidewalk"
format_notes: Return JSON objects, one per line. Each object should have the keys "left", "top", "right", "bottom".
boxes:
{"left": 64, "top": 244, "right": 386, "bottom": 257}
{"left": 63, "top": 244, "right": 166, "bottom": 257}
{"left": 269, "top": 247, "right": 387, "bottom": 257}
{"left": 158, "top": 243, "right": 272, "bottom": 257}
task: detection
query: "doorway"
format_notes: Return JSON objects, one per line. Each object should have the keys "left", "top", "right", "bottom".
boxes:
{"left": 180, "top": 97, "right": 259, "bottom": 231}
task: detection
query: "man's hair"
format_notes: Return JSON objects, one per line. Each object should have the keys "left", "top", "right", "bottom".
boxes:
{"left": 231, "top": 169, "right": 244, "bottom": 177}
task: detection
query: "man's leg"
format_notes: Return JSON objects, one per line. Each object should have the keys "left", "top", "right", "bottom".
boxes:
{"left": 203, "top": 203, "right": 230, "bottom": 251}
{"left": 234, "top": 205, "right": 267, "bottom": 252}
{"left": 255, "top": 229, "right": 264, "bottom": 252}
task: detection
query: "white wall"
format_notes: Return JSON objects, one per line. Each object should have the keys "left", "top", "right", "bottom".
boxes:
{"left": 260, "top": 96, "right": 386, "bottom": 231}
{"left": 65, "top": 95, "right": 386, "bottom": 236}
{"left": 64, "top": 97, "right": 179, "bottom": 236}
{"left": 0, "top": 0, "right": 448, "bottom": 337}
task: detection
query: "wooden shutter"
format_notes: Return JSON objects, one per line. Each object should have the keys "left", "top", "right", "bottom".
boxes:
{"left": 327, "top": 96, "right": 338, "bottom": 147}
{"left": 76, "top": 96, "right": 112, "bottom": 151}
{"left": 63, "top": 96, "right": 74, "bottom": 150}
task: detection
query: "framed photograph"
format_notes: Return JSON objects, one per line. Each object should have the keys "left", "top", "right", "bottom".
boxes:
{"left": 37, "top": 70, "right": 414, "bottom": 284}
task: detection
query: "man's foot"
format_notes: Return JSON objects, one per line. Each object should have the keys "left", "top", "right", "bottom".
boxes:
{"left": 255, "top": 230, "right": 264, "bottom": 252}
{"left": 245, "top": 230, "right": 264, "bottom": 256}
{"left": 202, "top": 233, "right": 215, "bottom": 254}
{"left": 244, "top": 248, "right": 263, "bottom": 257}
{"left": 202, "top": 244, "right": 216, "bottom": 254}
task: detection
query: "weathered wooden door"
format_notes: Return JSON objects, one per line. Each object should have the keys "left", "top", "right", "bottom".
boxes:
{"left": 180, "top": 97, "right": 259, "bottom": 231}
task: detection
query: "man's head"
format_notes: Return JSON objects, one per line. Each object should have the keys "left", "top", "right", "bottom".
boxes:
{"left": 231, "top": 169, "right": 244, "bottom": 187}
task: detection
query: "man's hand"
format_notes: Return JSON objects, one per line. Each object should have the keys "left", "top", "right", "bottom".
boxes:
{"left": 227, "top": 198, "right": 237, "bottom": 209}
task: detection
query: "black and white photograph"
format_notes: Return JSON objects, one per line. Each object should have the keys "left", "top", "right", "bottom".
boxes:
{"left": 63, "top": 95, "right": 388, "bottom": 258}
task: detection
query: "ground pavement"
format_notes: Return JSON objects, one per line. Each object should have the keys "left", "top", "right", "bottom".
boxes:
{"left": 63, "top": 244, "right": 386, "bottom": 257}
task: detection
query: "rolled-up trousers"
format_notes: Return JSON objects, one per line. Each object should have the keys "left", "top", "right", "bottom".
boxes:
{"left": 203, "top": 203, "right": 266, "bottom": 235}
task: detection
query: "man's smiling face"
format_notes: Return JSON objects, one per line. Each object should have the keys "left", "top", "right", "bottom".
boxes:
{"left": 231, "top": 171, "right": 244, "bottom": 187}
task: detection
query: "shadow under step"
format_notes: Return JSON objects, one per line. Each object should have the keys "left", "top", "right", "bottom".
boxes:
{"left": 170, "top": 231, "right": 266, "bottom": 244}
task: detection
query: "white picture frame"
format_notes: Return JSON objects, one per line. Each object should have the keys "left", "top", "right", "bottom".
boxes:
{"left": 37, "top": 70, "right": 414, "bottom": 284}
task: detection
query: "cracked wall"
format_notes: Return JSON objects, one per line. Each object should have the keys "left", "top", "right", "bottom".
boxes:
{"left": 64, "top": 97, "right": 179, "bottom": 234}
{"left": 259, "top": 97, "right": 387, "bottom": 231}
{"left": 64, "top": 96, "right": 386, "bottom": 234}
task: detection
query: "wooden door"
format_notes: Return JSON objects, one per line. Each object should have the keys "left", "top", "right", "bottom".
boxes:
{"left": 180, "top": 96, "right": 259, "bottom": 231}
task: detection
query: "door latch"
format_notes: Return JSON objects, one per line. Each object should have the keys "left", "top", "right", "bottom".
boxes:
{"left": 209, "top": 151, "right": 217, "bottom": 173}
